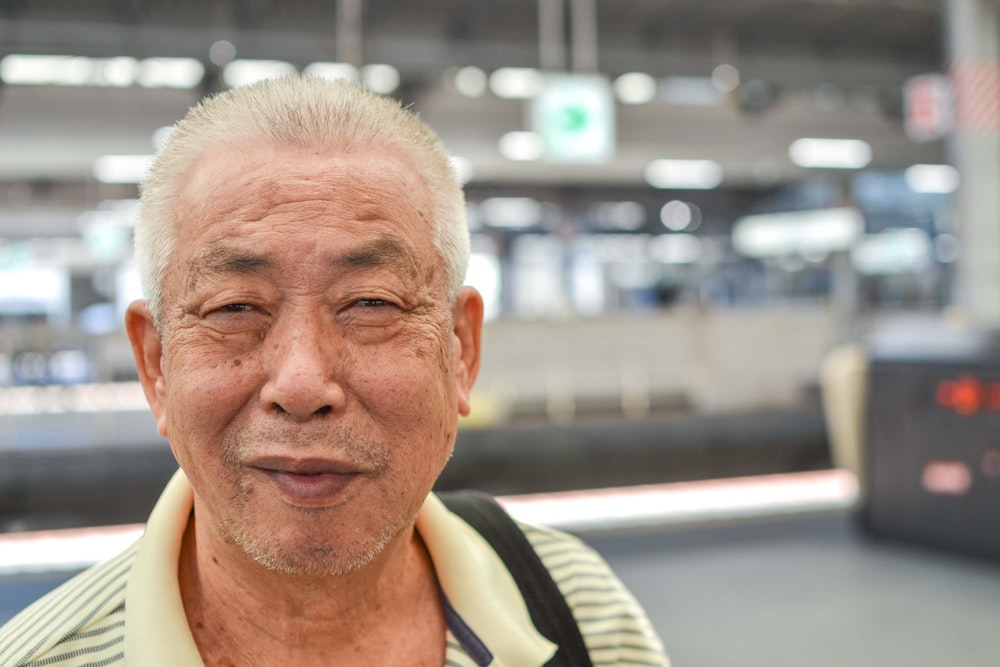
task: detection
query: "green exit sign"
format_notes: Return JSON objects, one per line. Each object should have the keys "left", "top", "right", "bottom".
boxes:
{"left": 532, "top": 74, "right": 615, "bottom": 162}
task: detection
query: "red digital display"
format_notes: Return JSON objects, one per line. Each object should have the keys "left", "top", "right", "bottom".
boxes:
{"left": 934, "top": 374, "right": 1000, "bottom": 415}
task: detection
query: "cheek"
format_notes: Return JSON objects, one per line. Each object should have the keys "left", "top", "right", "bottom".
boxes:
{"left": 162, "top": 344, "right": 256, "bottom": 438}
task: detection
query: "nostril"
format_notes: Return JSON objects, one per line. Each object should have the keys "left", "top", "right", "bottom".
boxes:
{"left": 314, "top": 405, "right": 332, "bottom": 416}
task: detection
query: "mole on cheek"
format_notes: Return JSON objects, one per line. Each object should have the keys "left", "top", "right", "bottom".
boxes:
{"left": 232, "top": 359, "right": 241, "bottom": 367}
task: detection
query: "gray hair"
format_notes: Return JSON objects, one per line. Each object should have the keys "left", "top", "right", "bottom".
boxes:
{"left": 135, "top": 75, "right": 469, "bottom": 328}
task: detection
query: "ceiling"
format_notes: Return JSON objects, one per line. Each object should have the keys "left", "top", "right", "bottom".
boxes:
{"left": 0, "top": 0, "right": 949, "bottom": 238}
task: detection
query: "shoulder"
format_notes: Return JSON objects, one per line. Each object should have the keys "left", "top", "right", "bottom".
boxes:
{"left": 519, "top": 522, "right": 670, "bottom": 667}
{"left": 0, "top": 541, "right": 138, "bottom": 666}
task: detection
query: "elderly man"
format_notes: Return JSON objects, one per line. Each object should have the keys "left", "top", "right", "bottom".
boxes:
{"left": 0, "top": 76, "right": 667, "bottom": 666}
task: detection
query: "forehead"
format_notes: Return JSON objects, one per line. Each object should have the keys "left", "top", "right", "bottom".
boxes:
{"left": 170, "top": 141, "right": 438, "bottom": 268}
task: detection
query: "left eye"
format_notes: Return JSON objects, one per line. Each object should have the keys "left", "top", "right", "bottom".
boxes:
{"left": 355, "top": 298, "right": 389, "bottom": 307}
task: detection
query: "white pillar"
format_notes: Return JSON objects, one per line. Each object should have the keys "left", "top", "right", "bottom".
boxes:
{"left": 945, "top": 0, "right": 1000, "bottom": 326}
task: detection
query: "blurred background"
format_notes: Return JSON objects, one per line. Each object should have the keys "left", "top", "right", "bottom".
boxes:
{"left": 1, "top": 1, "right": 999, "bottom": 664}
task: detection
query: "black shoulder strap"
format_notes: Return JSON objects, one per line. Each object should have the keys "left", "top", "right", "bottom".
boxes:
{"left": 439, "top": 490, "right": 593, "bottom": 667}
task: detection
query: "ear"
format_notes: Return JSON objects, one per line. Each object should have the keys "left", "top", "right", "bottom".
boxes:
{"left": 451, "top": 287, "right": 484, "bottom": 417}
{"left": 125, "top": 300, "right": 170, "bottom": 437}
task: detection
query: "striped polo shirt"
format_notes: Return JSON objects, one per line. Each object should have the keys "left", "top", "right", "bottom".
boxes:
{"left": 0, "top": 470, "right": 668, "bottom": 666}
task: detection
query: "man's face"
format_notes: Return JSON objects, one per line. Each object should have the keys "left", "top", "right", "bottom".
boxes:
{"left": 128, "top": 141, "right": 481, "bottom": 576}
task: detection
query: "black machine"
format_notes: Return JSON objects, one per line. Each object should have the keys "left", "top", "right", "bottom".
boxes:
{"left": 864, "top": 327, "right": 1000, "bottom": 560}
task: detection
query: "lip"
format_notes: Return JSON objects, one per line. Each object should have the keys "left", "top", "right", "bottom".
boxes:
{"left": 247, "top": 457, "right": 363, "bottom": 507}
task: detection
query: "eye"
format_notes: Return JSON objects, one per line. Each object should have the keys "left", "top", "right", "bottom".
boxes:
{"left": 218, "top": 303, "right": 254, "bottom": 313}
{"left": 355, "top": 298, "right": 390, "bottom": 308}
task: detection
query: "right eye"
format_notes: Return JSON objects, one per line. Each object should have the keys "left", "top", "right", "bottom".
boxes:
{"left": 217, "top": 303, "right": 254, "bottom": 313}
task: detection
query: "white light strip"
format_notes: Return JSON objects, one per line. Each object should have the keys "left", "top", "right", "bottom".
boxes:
{"left": 0, "top": 470, "right": 858, "bottom": 575}
{"left": 788, "top": 138, "right": 872, "bottom": 169}
{"left": 645, "top": 158, "right": 724, "bottom": 189}
{"left": 0, "top": 382, "right": 148, "bottom": 415}
{"left": 0, "top": 524, "right": 144, "bottom": 575}
{"left": 499, "top": 469, "right": 859, "bottom": 532}
{"left": 0, "top": 55, "right": 204, "bottom": 89}
{"left": 93, "top": 155, "right": 155, "bottom": 184}
{"left": 905, "top": 164, "right": 960, "bottom": 194}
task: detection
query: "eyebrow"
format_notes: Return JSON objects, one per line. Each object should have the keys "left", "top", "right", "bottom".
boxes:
{"left": 187, "top": 236, "right": 419, "bottom": 282}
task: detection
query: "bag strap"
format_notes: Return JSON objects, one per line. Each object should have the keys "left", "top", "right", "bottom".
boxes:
{"left": 439, "top": 490, "right": 593, "bottom": 667}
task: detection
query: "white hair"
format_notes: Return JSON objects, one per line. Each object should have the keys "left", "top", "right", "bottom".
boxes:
{"left": 135, "top": 75, "right": 469, "bottom": 327}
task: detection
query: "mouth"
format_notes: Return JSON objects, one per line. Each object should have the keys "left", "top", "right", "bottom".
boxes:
{"left": 247, "top": 457, "right": 364, "bottom": 508}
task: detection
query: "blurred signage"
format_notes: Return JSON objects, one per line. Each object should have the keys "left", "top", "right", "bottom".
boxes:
{"left": 532, "top": 74, "right": 615, "bottom": 162}
{"left": 904, "top": 73, "right": 953, "bottom": 142}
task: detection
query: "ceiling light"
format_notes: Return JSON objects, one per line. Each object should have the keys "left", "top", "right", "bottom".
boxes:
{"left": 454, "top": 66, "right": 487, "bottom": 97}
{"left": 905, "top": 164, "right": 960, "bottom": 194}
{"left": 788, "top": 138, "right": 872, "bottom": 169}
{"left": 614, "top": 72, "right": 657, "bottom": 105}
{"left": 498, "top": 131, "right": 545, "bottom": 161}
{"left": 152, "top": 126, "right": 174, "bottom": 151}
{"left": 0, "top": 54, "right": 137, "bottom": 87}
{"left": 449, "top": 156, "right": 474, "bottom": 184}
{"left": 222, "top": 59, "right": 297, "bottom": 89}
{"left": 209, "top": 40, "right": 237, "bottom": 67}
{"left": 489, "top": 67, "right": 544, "bottom": 99}
{"left": 92, "top": 155, "right": 154, "bottom": 184}
{"left": 732, "top": 207, "right": 864, "bottom": 258}
{"left": 362, "top": 64, "right": 400, "bottom": 94}
{"left": 660, "top": 200, "right": 702, "bottom": 231}
{"left": 303, "top": 62, "right": 359, "bottom": 82}
{"left": 137, "top": 58, "right": 204, "bottom": 89}
{"left": 711, "top": 64, "right": 740, "bottom": 93}
{"left": 645, "top": 159, "right": 723, "bottom": 189}
{"left": 479, "top": 197, "right": 543, "bottom": 229}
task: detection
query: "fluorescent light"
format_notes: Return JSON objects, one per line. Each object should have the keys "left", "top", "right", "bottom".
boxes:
{"left": 788, "top": 138, "right": 872, "bottom": 169}
{"left": 649, "top": 233, "right": 702, "bottom": 264}
{"left": 489, "top": 67, "right": 544, "bottom": 99}
{"left": 303, "top": 61, "right": 359, "bottom": 82}
{"left": 905, "top": 164, "right": 960, "bottom": 194}
{"left": 93, "top": 155, "right": 154, "bottom": 184}
{"left": 137, "top": 57, "right": 204, "bottom": 89}
{"left": 479, "top": 197, "right": 543, "bottom": 229}
{"left": 614, "top": 72, "right": 657, "bottom": 105}
{"left": 222, "top": 59, "right": 296, "bottom": 88}
{"left": 732, "top": 207, "right": 864, "bottom": 258}
{"left": 0, "top": 54, "right": 137, "bottom": 87}
{"left": 498, "top": 131, "right": 545, "bottom": 161}
{"left": 851, "top": 228, "right": 931, "bottom": 275}
{"left": 645, "top": 159, "right": 723, "bottom": 189}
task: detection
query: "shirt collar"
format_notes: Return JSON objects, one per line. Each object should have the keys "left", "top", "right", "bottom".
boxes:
{"left": 124, "top": 469, "right": 556, "bottom": 667}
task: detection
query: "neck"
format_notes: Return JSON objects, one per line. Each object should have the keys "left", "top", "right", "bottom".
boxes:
{"left": 179, "top": 509, "right": 446, "bottom": 666}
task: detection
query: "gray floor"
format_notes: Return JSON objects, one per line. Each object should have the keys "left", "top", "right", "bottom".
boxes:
{"left": 3, "top": 512, "right": 1000, "bottom": 666}
{"left": 589, "top": 513, "right": 1000, "bottom": 667}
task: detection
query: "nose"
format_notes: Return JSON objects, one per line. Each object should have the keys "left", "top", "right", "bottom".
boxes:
{"left": 259, "top": 312, "right": 347, "bottom": 421}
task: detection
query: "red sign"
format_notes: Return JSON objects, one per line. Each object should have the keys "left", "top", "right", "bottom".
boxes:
{"left": 904, "top": 74, "right": 953, "bottom": 142}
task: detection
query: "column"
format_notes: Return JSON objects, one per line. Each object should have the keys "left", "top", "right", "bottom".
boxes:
{"left": 945, "top": 0, "right": 1000, "bottom": 327}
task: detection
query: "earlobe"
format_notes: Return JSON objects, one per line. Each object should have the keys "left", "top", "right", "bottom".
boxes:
{"left": 125, "top": 300, "right": 169, "bottom": 437}
{"left": 452, "top": 287, "right": 484, "bottom": 416}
